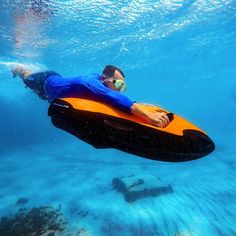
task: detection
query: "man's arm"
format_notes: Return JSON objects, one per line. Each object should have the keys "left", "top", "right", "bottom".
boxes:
{"left": 131, "top": 103, "right": 170, "bottom": 128}
{"left": 89, "top": 77, "right": 170, "bottom": 128}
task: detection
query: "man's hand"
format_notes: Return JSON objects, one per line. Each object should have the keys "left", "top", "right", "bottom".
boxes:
{"left": 131, "top": 103, "right": 170, "bottom": 128}
{"left": 145, "top": 111, "right": 170, "bottom": 128}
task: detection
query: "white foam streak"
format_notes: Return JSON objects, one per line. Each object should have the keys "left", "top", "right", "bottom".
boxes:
{"left": 0, "top": 60, "right": 46, "bottom": 72}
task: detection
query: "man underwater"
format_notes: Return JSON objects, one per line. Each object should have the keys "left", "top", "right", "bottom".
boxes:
{"left": 12, "top": 64, "right": 170, "bottom": 128}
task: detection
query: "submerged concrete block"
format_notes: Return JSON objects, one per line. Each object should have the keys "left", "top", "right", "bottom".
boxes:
{"left": 112, "top": 175, "right": 173, "bottom": 202}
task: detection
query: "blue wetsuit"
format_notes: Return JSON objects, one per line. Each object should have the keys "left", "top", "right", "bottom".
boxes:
{"left": 26, "top": 72, "right": 134, "bottom": 113}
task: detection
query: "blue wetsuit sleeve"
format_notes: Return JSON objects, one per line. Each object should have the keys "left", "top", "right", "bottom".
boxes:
{"left": 45, "top": 73, "right": 134, "bottom": 112}
{"left": 89, "top": 83, "right": 134, "bottom": 113}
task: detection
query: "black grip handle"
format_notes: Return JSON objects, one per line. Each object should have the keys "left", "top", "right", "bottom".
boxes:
{"left": 167, "top": 113, "right": 174, "bottom": 122}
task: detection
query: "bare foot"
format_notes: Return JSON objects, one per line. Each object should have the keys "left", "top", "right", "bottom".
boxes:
{"left": 12, "top": 65, "right": 23, "bottom": 77}
{"left": 12, "top": 65, "right": 32, "bottom": 80}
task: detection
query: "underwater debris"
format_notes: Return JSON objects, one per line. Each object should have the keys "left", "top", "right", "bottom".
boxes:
{"left": 0, "top": 206, "right": 67, "bottom": 236}
{"left": 76, "top": 227, "right": 91, "bottom": 236}
{"left": 112, "top": 175, "right": 173, "bottom": 203}
{"left": 78, "top": 210, "right": 89, "bottom": 218}
{"left": 15, "top": 197, "right": 29, "bottom": 206}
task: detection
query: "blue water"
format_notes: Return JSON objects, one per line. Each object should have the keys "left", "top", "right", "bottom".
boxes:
{"left": 0, "top": 0, "right": 236, "bottom": 235}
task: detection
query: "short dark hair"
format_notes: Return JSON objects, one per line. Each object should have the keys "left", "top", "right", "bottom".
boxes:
{"left": 102, "top": 65, "right": 125, "bottom": 78}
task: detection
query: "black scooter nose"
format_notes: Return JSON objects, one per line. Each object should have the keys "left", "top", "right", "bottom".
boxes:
{"left": 183, "top": 130, "right": 215, "bottom": 155}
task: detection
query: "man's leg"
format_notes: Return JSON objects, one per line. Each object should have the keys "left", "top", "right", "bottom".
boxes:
{"left": 12, "top": 65, "right": 59, "bottom": 100}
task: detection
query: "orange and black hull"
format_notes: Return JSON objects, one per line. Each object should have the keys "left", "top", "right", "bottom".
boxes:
{"left": 48, "top": 98, "right": 215, "bottom": 162}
